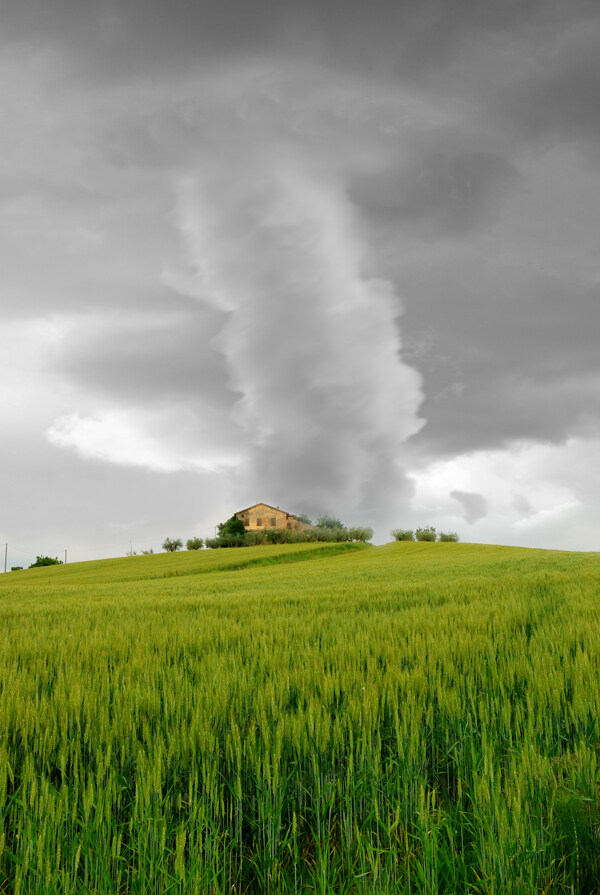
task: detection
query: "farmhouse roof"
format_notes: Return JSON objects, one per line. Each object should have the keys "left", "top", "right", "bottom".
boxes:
{"left": 236, "top": 502, "right": 298, "bottom": 517}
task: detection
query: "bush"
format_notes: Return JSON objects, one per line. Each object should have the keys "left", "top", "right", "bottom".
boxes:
{"left": 287, "top": 530, "right": 310, "bottom": 543}
{"left": 438, "top": 532, "right": 459, "bottom": 542}
{"left": 218, "top": 516, "right": 246, "bottom": 538}
{"left": 314, "top": 526, "right": 347, "bottom": 542}
{"left": 186, "top": 537, "right": 204, "bottom": 550}
{"left": 264, "top": 528, "right": 288, "bottom": 544}
{"left": 205, "top": 521, "right": 372, "bottom": 548}
{"left": 348, "top": 526, "right": 373, "bottom": 542}
{"left": 415, "top": 527, "right": 436, "bottom": 542}
{"left": 10, "top": 566, "right": 23, "bottom": 572}
{"left": 29, "top": 556, "right": 63, "bottom": 568}
{"left": 162, "top": 538, "right": 183, "bottom": 553}
{"left": 209, "top": 533, "right": 246, "bottom": 548}
{"left": 391, "top": 529, "right": 415, "bottom": 542}
{"left": 140, "top": 549, "right": 154, "bottom": 555}
{"left": 316, "top": 515, "right": 345, "bottom": 530}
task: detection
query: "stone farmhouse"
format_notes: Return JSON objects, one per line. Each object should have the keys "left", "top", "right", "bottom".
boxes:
{"left": 235, "top": 503, "right": 312, "bottom": 532}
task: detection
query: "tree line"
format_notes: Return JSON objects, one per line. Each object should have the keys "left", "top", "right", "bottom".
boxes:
{"left": 160, "top": 515, "right": 373, "bottom": 551}
{"left": 391, "top": 527, "right": 459, "bottom": 542}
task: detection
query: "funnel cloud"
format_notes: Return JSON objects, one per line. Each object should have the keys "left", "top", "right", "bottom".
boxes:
{"left": 173, "top": 151, "right": 424, "bottom": 523}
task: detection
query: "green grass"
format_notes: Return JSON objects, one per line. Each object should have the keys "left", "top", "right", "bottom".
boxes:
{"left": 0, "top": 541, "right": 599, "bottom": 893}
{"left": 11, "top": 541, "right": 367, "bottom": 585}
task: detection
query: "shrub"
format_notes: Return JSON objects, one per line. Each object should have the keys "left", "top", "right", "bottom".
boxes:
{"left": 316, "top": 515, "right": 345, "bottom": 530}
{"left": 29, "top": 556, "right": 63, "bottom": 568}
{"left": 348, "top": 527, "right": 373, "bottom": 542}
{"left": 415, "top": 527, "right": 436, "bottom": 542}
{"left": 140, "top": 549, "right": 154, "bottom": 555}
{"left": 438, "top": 532, "right": 459, "bottom": 542}
{"left": 288, "top": 530, "right": 310, "bottom": 543}
{"left": 11, "top": 566, "right": 23, "bottom": 572}
{"left": 218, "top": 516, "right": 246, "bottom": 537}
{"left": 314, "top": 526, "right": 346, "bottom": 542}
{"left": 208, "top": 533, "right": 246, "bottom": 549}
{"left": 265, "top": 528, "right": 288, "bottom": 544}
{"left": 391, "top": 529, "right": 415, "bottom": 542}
{"left": 205, "top": 520, "right": 371, "bottom": 548}
{"left": 162, "top": 538, "right": 183, "bottom": 553}
{"left": 186, "top": 537, "right": 204, "bottom": 550}
{"left": 222, "top": 534, "right": 246, "bottom": 548}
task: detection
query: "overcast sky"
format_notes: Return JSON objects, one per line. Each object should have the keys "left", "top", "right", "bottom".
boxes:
{"left": 1, "top": 0, "right": 599, "bottom": 566}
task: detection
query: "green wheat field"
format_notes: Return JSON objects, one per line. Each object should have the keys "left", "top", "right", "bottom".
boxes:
{"left": 1, "top": 540, "right": 599, "bottom": 894}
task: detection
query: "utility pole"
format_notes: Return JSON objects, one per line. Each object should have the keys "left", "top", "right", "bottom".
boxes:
{"left": 3, "top": 543, "right": 7, "bottom": 574}
{"left": 64, "top": 549, "right": 67, "bottom": 565}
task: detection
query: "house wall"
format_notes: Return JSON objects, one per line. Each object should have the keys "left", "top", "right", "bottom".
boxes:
{"left": 235, "top": 504, "right": 310, "bottom": 531}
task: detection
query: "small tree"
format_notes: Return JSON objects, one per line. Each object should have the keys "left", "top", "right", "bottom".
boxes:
{"left": 140, "top": 548, "right": 154, "bottom": 555}
{"left": 218, "top": 516, "right": 246, "bottom": 538}
{"left": 438, "top": 532, "right": 459, "bottom": 542}
{"left": 29, "top": 556, "right": 63, "bottom": 568}
{"left": 316, "top": 514, "right": 344, "bottom": 530}
{"left": 348, "top": 526, "right": 373, "bottom": 542}
{"left": 216, "top": 533, "right": 245, "bottom": 547}
{"left": 186, "top": 537, "right": 204, "bottom": 550}
{"left": 391, "top": 529, "right": 414, "bottom": 541}
{"left": 415, "top": 527, "right": 436, "bottom": 542}
{"left": 295, "top": 513, "right": 313, "bottom": 526}
{"left": 265, "top": 528, "right": 287, "bottom": 544}
{"left": 162, "top": 537, "right": 183, "bottom": 553}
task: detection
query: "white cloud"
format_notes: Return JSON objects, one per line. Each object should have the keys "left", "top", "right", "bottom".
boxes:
{"left": 411, "top": 438, "right": 600, "bottom": 550}
{"left": 46, "top": 410, "right": 241, "bottom": 473}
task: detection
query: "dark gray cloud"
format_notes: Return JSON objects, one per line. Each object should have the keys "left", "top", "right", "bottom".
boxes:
{"left": 451, "top": 490, "right": 488, "bottom": 524}
{"left": 5, "top": 0, "right": 595, "bottom": 88}
{"left": 53, "top": 304, "right": 234, "bottom": 407}
{"left": 401, "top": 265, "right": 600, "bottom": 459}
{"left": 499, "top": 22, "right": 600, "bottom": 151}
{"left": 2, "top": 0, "right": 600, "bottom": 553}
{"left": 350, "top": 149, "right": 521, "bottom": 237}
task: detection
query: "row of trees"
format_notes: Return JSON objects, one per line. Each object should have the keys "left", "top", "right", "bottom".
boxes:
{"left": 161, "top": 537, "right": 204, "bottom": 553}
{"left": 205, "top": 515, "right": 373, "bottom": 549}
{"left": 23, "top": 523, "right": 456, "bottom": 566}
{"left": 391, "top": 527, "right": 459, "bottom": 543}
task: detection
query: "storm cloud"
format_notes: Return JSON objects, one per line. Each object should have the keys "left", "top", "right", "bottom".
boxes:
{"left": 1, "top": 0, "right": 600, "bottom": 565}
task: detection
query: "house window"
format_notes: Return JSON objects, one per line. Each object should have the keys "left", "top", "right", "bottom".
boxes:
{"left": 256, "top": 518, "right": 262, "bottom": 527}
{"left": 270, "top": 517, "right": 276, "bottom": 527}
{"left": 287, "top": 522, "right": 292, "bottom": 530}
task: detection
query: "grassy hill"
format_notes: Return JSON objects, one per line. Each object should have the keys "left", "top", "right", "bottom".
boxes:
{"left": 1, "top": 542, "right": 599, "bottom": 893}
